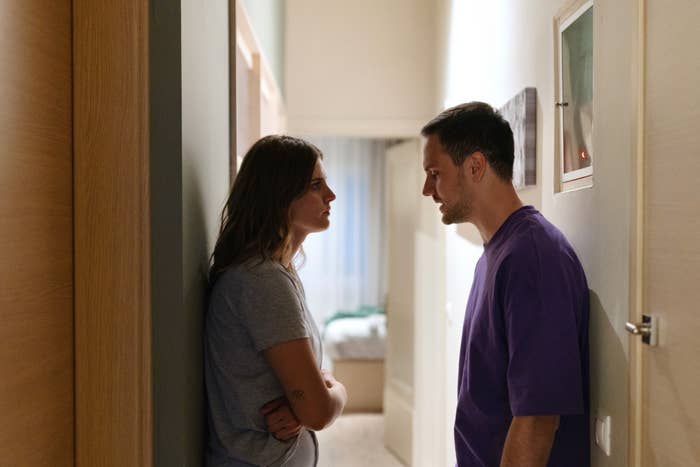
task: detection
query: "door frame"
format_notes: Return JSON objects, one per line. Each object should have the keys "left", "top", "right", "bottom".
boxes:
{"left": 628, "top": 0, "right": 645, "bottom": 465}
{"left": 74, "top": 1, "right": 152, "bottom": 465}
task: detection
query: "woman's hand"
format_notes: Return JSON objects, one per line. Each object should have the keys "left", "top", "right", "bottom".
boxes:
{"left": 260, "top": 397, "right": 303, "bottom": 441}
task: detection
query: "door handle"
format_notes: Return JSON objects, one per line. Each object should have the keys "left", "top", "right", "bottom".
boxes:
{"left": 625, "top": 322, "right": 651, "bottom": 335}
{"left": 625, "top": 314, "right": 658, "bottom": 346}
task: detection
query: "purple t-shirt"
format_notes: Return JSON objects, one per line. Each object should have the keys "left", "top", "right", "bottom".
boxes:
{"left": 455, "top": 206, "right": 589, "bottom": 467}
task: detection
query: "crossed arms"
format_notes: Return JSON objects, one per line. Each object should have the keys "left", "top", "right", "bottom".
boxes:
{"left": 261, "top": 337, "right": 347, "bottom": 439}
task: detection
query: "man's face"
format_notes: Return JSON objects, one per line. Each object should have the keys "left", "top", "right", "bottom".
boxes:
{"left": 422, "top": 134, "right": 472, "bottom": 224}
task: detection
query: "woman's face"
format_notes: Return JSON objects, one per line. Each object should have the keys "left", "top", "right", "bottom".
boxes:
{"left": 289, "top": 159, "right": 336, "bottom": 237}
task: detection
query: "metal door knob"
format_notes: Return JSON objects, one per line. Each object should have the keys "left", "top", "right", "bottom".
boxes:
{"left": 625, "top": 315, "right": 657, "bottom": 346}
{"left": 625, "top": 321, "right": 651, "bottom": 335}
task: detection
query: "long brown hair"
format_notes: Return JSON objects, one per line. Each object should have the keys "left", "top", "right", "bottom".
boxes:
{"left": 209, "top": 135, "right": 322, "bottom": 285}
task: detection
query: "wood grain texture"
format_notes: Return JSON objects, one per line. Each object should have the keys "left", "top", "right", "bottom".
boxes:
{"left": 0, "top": 1, "right": 74, "bottom": 465}
{"left": 73, "top": 1, "right": 152, "bottom": 466}
{"left": 643, "top": 1, "right": 700, "bottom": 465}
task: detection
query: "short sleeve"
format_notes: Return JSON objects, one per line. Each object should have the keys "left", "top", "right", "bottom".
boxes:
{"left": 235, "top": 264, "right": 309, "bottom": 352}
{"left": 499, "top": 239, "right": 584, "bottom": 416}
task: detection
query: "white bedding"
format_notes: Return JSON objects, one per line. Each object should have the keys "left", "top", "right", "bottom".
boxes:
{"left": 322, "top": 314, "right": 387, "bottom": 361}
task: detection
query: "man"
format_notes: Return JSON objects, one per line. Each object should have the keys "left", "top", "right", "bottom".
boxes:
{"left": 421, "top": 102, "right": 589, "bottom": 467}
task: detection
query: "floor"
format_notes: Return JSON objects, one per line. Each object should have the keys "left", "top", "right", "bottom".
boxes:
{"left": 316, "top": 413, "right": 404, "bottom": 467}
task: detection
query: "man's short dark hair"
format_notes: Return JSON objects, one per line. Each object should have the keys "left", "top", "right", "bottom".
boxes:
{"left": 421, "top": 102, "right": 514, "bottom": 181}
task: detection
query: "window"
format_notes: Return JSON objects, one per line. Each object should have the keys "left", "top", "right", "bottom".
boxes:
{"left": 556, "top": 0, "right": 594, "bottom": 191}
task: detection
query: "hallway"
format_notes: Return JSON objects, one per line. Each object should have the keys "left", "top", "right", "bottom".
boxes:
{"left": 2, "top": 0, "right": 700, "bottom": 465}
{"left": 316, "top": 414, "right": 403, "bottom": 467}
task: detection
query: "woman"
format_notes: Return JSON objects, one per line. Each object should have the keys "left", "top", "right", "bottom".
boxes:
{"left": 205, "top": 135, "right": 347, "bottom": 467}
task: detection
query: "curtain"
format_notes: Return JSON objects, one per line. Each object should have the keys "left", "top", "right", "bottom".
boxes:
{"left": 297, "top": 136, "right": 388, "bottom": 327}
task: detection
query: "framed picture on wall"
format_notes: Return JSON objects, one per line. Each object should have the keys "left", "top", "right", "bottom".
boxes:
{"left": 555, "top": 0, "right": 594, "bottom": 190}
{"left": 499, "top": 87, "right": 537, "bottom": 190}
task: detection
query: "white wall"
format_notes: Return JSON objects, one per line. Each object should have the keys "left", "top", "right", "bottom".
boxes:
{"left": 437, "top": 1, "right": 639, "bottom": 466}
{"left": 545, "top": 3, "right": 638, "bottom": 463}
{"left": 285, "top": 0, "right": 437, "bottom": 137}
{"left": 179, "top": 1, "right": 231, "bottom": 465}
{"left": 241, "top": 0, "right": 286, "bottom": 95}
{"left": 182, "top": 0, "right": 230, "bottom": 236}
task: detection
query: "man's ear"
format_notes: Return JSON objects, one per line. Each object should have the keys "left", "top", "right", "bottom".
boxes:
{"left": 466, "top": 151, "right": 487, "bottom": 182}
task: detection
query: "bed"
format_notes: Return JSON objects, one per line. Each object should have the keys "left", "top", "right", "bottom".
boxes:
{"left": 323, "top": 312, "right": 386, "bottom": 413}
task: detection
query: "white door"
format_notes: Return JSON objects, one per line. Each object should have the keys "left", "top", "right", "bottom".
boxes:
{"left": 384, "top": 139, "right": 419, "bottom": 465}
{"left": 632, "top": 2, "right": 700, "bottom": 465}
{"left": 384, "top": 139, "right": 446, "bottom": 465}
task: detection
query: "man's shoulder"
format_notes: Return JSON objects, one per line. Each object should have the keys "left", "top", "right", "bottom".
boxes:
{"left": 497, "top": 213, "right": 581, "bottom": 271}
{"left": 509, "top": 211, "right": 573, "bottom": 253}
{"left": 505, "top": 220, "right": 587, "bottom": 298}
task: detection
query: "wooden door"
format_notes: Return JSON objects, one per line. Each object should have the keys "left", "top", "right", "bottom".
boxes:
{"left": 0, "top": 1, "right": 74, "bottom": 465}
{"left": 639, "top": 1, "right": 700, "bottom": 465}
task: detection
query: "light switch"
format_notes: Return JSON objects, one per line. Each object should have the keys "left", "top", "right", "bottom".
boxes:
{"left": 594, "top": 415, "right": 611, "bottom": 456}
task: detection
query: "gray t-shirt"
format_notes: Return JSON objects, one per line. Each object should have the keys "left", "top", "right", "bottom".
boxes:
{"left": 205, "top": 258, "right": 323, "bottom": 467}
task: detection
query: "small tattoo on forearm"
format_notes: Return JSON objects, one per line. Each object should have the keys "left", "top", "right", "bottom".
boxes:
{"left": 291, "top": 389, "right": 305, "bottom": 400}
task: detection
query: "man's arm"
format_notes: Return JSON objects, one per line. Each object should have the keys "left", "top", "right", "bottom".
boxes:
{"left": 500, "top": 415, "right": 559, "bottom": 467}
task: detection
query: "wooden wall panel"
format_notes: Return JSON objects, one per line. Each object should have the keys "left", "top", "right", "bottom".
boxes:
{"left": 0, "top": 1, "right": 74, "bottom": 465}
{"left": 73, "top": 1, "right": 152, "bottom": 466}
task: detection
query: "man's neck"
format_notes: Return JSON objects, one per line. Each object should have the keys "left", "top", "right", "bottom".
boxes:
{"left": 472, "top": 186, "right": 524, "bottom": 244}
